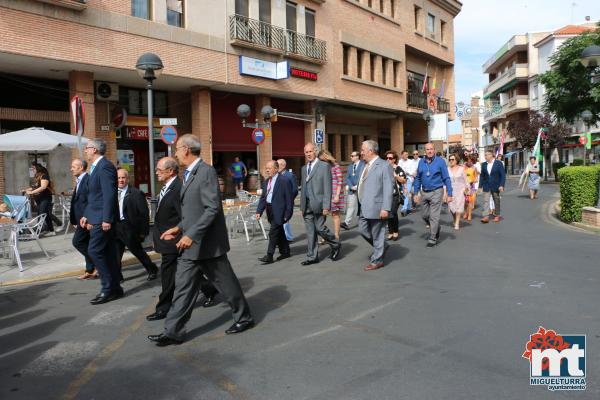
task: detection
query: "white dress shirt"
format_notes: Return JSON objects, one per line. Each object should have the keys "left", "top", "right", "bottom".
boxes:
{"left": 118, "top": 185, "right": 128, "bottom": 220}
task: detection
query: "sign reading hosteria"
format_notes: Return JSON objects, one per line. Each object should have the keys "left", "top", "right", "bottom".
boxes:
{"left": 290, "top": 67, "right": 318, "bottom": 81}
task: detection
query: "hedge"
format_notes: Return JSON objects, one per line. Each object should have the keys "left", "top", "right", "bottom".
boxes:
{"left": 552, "top": 162, "right": 566, "bottom": 181}
{"left": 558, "top": 165, "right": 600, "bottom": 222}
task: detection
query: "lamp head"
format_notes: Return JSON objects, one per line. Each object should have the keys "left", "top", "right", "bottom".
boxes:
{"left": 580, "top": 45, "right": 600, "bottom": 68}
{"left": 236, "top": 104, "right": 251, "bottom": 119}
{"left": 135, "top": 53, "right": 164, "bottom": 81}
{"left": 261, "top": 105, "right": 274, "bottom": 121}
{"left": 581, "top": 110, "right": 593, "bottom": 122}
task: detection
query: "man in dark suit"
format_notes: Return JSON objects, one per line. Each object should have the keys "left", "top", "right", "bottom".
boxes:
{"left": 81, "top": 139, "right": 123, "bottom": 305}
{"left": 146, "top": 157, "right": 218, "bottom": 322}
{"left": 341, "top": 150, "right": 365, "bottom": 230}
{"left": 69, "top": 158, "right": 95, "bottom": 280}
{"left": 479, "top": 149, "right": 506, "bottom": 223}
{"left": 115, "top": 168, "right": 159, "bottom": 281}
{"left": 277, "top": 158, "right": 298, "bottom": 242}
{"left": 300, "top": 143, "right": 341, "bottom": 265}
{"left": 148, "top": 134, "right": 253, "bottom": 347}
{"left": 256, "top": 160, "right": 294, "bottom": 264}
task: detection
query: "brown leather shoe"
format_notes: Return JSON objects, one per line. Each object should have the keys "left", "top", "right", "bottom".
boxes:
{"left": 364, "top": 262, "right": 384, "bottom": 271}
{"left": 78, "top": 272, "right": 93, "bottom": 280}
{"left": 481, "top": 217, "right": 489, "bottom": 223}
{"left": 493, "top": 216, "right": 501, "bottom": 223}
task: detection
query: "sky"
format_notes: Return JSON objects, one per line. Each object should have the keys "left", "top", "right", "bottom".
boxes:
{"left": 449, "top": 0, "right": 600, "bottom": 133}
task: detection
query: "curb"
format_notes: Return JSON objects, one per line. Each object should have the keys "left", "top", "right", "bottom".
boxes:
{"left": 544, "top": 200, "right": 599, "bottom": 235}
{"left": 0, "top": 252, "right": 162, "bottom": 288}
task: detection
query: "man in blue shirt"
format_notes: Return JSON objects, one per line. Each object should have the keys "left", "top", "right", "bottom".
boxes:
{"left": 413, "top": 143, "right": 453, "bottom": 247}
{"left": 229, "top": 156, "right": 247, "bottom": 191}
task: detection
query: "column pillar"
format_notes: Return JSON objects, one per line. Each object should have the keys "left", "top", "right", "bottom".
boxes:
{"left": 360, "top": 51, "right": 371, "bottom": 81}
{"left": 384, "top": 59, "right": 394, "bottom": 87}
{"left": 347, "top": 47, "right": 357, "bottom": 78}
{"left": 391, "top": 116, "right": 404, "bottom": 153}
{"left": 256, "top": 94, "right": 272, "bottom": 174}
{"left": 383, "top": 0, "right": 392, "bottom": 16}
{"left": 374, "top": 55, "right": 383, "bottom": 84}
{"left": 333, "top": 134, "right": 342, "bottom": 161}
{"left": 69, "top": 71, "right": 101, "bottom": 159}
{"left": 191, "top": 87, "right": 213, "bottom": 164}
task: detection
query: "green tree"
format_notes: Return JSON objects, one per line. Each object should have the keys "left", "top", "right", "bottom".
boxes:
{"left": 538, "top": 24, "right": 600, "bottom": 124}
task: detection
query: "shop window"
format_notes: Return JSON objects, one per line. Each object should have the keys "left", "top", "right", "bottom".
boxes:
{"left": 327, "top": 134, "right": 335, "bottom": 151}
{"left": 132, "top": 0, "right": 150, "bottom": 19}
{"left": 167, "top": 0, "right": 183, "bottom": 27}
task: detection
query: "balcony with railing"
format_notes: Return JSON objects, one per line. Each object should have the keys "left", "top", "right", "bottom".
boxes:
{"left": 483, "top": 63, "right": 528, "bottom": 97}
{"left": 229, "top": 15, "right": 327, "bottom": 63}
{"left": 407, "top": 92, "right": 450, "bottom": 113}
{"left": 484, "top": 95, "right": 529, "bottom": 122}
{"left": 437, "top": 97, "right": 450, "bottom": 113}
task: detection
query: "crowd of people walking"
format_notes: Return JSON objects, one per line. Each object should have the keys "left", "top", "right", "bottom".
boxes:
{"left": 59, "top": 133, "right": 514, "bottom": 347}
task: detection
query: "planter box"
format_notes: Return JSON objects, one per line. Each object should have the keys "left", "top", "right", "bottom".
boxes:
{"left": 581, "top": 206, "right": 600, "bottom": 227}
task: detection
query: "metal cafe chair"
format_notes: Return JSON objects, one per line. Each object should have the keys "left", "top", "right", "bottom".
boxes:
{"left": 16, "top": 213, "right": 51, "bottom": 260}
{"left": 0, "top": 223, "right": 23, "bottom": 272}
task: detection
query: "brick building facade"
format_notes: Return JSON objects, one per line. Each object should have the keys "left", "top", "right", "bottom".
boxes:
{"left": 0, "top": 0, "right": 461, "bottom": 196}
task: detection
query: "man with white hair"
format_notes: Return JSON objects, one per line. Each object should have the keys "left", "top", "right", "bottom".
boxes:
{"left": 277, "top": 158, "right": 298, "bottom": 241}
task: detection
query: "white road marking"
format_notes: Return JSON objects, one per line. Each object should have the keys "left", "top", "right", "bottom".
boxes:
{"left": 265, "top": 297, "right": 404, "bottom": 352}
{"left": 22, "top": 341, "right": 99, "bottom": 376}
{"left": 86, "top": 305, "right": 142, "bottom": 326}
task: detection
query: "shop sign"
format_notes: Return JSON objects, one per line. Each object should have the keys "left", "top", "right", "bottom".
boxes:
{"left": 127, "top": 127, "right": 161, "bottom": 140}
{"left": 290, "top": 67, "right": 318, "bottom": 81}
{"left": 239, "top": 56, "right": 289, "bottom": 80}
{"left": 159, "top": 118, "right": 178, "bottom": 126}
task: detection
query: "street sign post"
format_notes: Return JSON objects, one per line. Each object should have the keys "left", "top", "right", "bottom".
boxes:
{"left": 70, "top": 96, "right": 85, "bottom": 157}
{"left": 252, "top": 128, "right": 266, "bottom": 145}
{"left": 314, "top": 129, "right": 324, "bottom": 147}
{"left": 160, "top": 125, "right": 178, "bottom": 156}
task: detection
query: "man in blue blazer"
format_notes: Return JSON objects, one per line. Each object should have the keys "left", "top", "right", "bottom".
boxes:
{"left": 69, "top": 158, "right": 95, "bottom": 279}
{"left": 81, "top": 139, "right": 122, "bottom": 305}
{"left": 256, "top": 160, "right": 294, "bottom": 264}
{"left": 341, "top": 150, "right": 365, "bottom": 230}
{"left": 479, "top": 150, "right": 506, "bottom": 223}
{"left": 277, "top": 158, "right": 298, "bottom": 241}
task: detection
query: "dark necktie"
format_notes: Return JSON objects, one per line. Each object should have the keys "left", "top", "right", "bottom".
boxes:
{"left": 183, "top": 170, "right": 190, "bottom": 182}
{"left": 307, "top": 162, "right": 312, "bottom": 176}
{"left": 159, "top": 185, "right": 167, "bottom": 204}
{"left": 352, "top": 163, "right": 356, "bottom": 176}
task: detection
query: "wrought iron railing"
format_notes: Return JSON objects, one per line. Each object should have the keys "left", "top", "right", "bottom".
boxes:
{"left": 437, "top": 98, "right": 450, "bottom": 112}
{"left": 407, "top": 91, "right": 428, "bottom": 109}
{"left": 229, "top": 15, "right": 327, "bottom": 62}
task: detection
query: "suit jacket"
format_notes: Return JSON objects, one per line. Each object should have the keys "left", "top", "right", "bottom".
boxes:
{"left": 256, "top": 174, "right": 294, "bottom": 226}
{"left": 178, "top": 159, "right": 230, "bottom": 261}
{"left": 300, "top": 160, "right": 332, "bottom": 214}
{"left": 152, "top": 177, "right": 182, "bottom": 254}
{"left": 280, "top": 170, "right": 298, "bottom": 198}
{"left": 345, "top": 160, "right": 366, "bottom": 190}
{"left": 70, "top": 173, "right": 89, "bottom": 225}
{"left": 358, "top": 157, "right": 394, "bottom": 219}
{"left": 120, "top": 186, "right": 150, "bottom": 238}
{"left": 480, "top": 160, "right": 506, "bottom": 192}
{"left": 84, "top": 157, "right": 118, "bottom": 225}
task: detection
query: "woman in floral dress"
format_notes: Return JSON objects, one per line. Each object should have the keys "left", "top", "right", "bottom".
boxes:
{"left": 319, "top": 150, "right": 345, "bottom": 241}
{"left": 447, "top": 154, "right": 467, "bottom": 230}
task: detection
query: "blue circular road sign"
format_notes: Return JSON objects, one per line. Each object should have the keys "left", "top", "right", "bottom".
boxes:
{"left": 160, "top": 125, "right": 178, "bottom": 145}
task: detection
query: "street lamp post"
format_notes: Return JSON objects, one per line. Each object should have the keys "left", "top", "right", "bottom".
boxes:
{"left": 236, "top": 104, "right": 274, "bottom": 188}
{"left": 135, "top": 53, "right": 163, "bottom": 218}
{"left": 581, "top": 110, "right": 592, "bottom": 167}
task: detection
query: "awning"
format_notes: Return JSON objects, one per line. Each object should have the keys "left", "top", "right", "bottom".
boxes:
{"left": 503, "top": 151, "right": 518, "bottom": 158}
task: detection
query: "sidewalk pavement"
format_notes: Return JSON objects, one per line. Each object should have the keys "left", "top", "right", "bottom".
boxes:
{"left": 0, "top": 230, "right": 162, "bottom": 287}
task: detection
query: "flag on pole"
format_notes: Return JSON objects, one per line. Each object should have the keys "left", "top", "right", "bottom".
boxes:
{"left": 439, "top": 79, "right": 446, "bottom": 98}
{"left": 432, "top": 68, "right": 437, "bottom": 95}
{"left": 586, "top": 132, "right": 592, "bottom": 150}
{"left": 532, "top": 128, "right": 543, "bottom": 163}
{"left": 421, "top": 63, "right": 429, "bottom": 94}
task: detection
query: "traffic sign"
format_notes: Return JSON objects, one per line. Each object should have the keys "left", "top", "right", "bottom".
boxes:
{"left": 579, "top": 135, "right": 588, "bottom": 145}
{"left": 160, "top": 118, "right": 178, "bottom": 126}
{"left": 314, "top": 129, "right": 324, "bottom": 144}
{"left": 160, "top": 125, "right": 178, "bottom": 145}
{"left": 252, "top": 128, "right": 265, "bottom": 145}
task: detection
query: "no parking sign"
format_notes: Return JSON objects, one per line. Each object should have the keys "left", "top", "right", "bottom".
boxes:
{"left": 252, "top": 128, "right": 266, "bottom": 145}
{"left": 160, "top": 125, "right": 178, "bottom": 145}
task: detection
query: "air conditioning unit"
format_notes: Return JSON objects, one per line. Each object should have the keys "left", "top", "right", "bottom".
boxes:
{"left": 95, "top": 81, "right": 119, "bottom": 102}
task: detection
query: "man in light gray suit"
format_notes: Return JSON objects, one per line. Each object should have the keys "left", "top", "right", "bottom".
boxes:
{"left": 147, "top": 134, "right": 253, "bottom": 347}
{"left": 300, "top": 143, "right": 341, "bottom": 265}
{"left": 357, "top": 140, "right": 394, "bottom": 271}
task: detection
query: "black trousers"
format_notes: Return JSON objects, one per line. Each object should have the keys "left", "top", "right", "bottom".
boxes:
{"left": 88, "top": 225, "right": 120, "bottom": 295}
{"left": 155, "top": 252, "right": 218, "bottom": 315}
{"left": 115, "top": 221, "right": 157, "bottom": 275}
{"left": 72, "top": 225, "right": 94, "bottom": 273}
{"left": 267, "top": 206, "right": 289, "bottom": 257}
{"left": 36, "top": 197, "right": 53, "bottom": 232}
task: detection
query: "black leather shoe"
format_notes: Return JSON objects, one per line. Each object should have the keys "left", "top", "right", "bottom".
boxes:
{"left": 202, "top": 295, "right": 216, "bottom": 308}
{"left": 330, "top": 244, "right": 341, "bottom": 261}
{"left": 276, "top": 253, "right": 291, "bottom": 261}
{"left": 258, "top": 255, "right": 274, "bottom": 264}
{"left": 225, "top": 320, "right": 255, "bottom": 335}
{"left": 426, "top": 240, "right": 437, "bottom": 248}
{"left": 148, "top": 333, "right": 182, "bottom": 347}
{"left": 90, "top": 291, "right": 120, "bottom": 305}
{"left": 340, "top": 222, "right": 349, "bottom": 230}
{"left": 301, "top": 259, "right": 319, "bottom": 266}
{"left": 146, "top": 311, "right": 167, "bottom": 321}
{"left": 147, "top": 272, "right": 158, "bottom": 281}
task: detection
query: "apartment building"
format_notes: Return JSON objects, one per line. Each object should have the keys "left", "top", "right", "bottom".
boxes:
{"left": 0, "top": 0, "right": 461, "bottom": 195}
{"left": 532, "top": 23, "right": 599, "bottom": 165}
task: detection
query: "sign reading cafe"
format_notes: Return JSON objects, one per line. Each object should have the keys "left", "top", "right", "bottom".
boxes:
{"left": 239, "top": 56, "right": 289, "bottom": 80}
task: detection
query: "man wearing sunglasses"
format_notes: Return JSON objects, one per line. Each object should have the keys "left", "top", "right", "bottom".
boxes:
{"left": 398, "top": 150, "right": 417, "bottom": 216}
{"left": 341, "top": 151, "right": 364, "bottom": 230}
{"left": 413, "top": 143, "right": 453, "bottom": 247}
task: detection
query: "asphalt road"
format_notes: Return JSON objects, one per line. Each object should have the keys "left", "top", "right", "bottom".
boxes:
{"left": 1, "top": 182, "right": 599, "bottom": 400}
